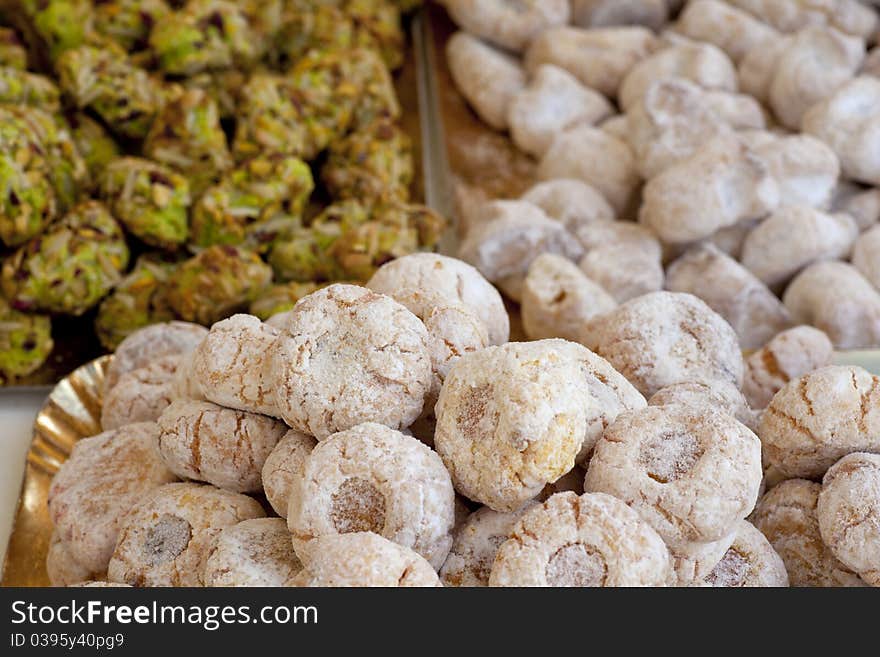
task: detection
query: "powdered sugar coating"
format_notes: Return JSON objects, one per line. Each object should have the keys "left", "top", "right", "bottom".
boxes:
{"left": 288, "top": 423, "right": 455, "bottom": 569}
{"left": 191, "top": 314, "right": 280, "bottom": 416}
{"left": 585, "top": 404, "right": 762, "bottom": 549}
{"left": 157, "top": 400, "right": 286, "bottom": 493}
{"left": 269, "top": 284, "right": 433, "bottom": 439}
{"left": 108, "top": 482, "right": 265, "bottom": 587}
{"left": 445, "top": 0, "right": 570, "bottom": 53}
{"left": 47, "top": 531, "right": 100, "bottom": 586}
{"left": 521, "top": 179, "right": 615, "bottom": 235}
{"left": 742, "top": 325, "right": 834, "bottom": 409}
{"left": 434, "top": 340, "right": 591, "bottom": 512}
{"left": 759, "top": 365, "right": 880, "bottom": 479}
{"left": 817, "top": 452, "right": 880, "bottom": 586}
{"left": 489, "top": 492, "right": 672, "bottom": 587}
{"left": 101, "top": 355, "right": 179, "bottom": 431}
{"left": 521, "top": 253, "right": 617, "bottom": 343}
{"left": 204, "top": 518, "right": 302, "bottom": 587}
{"left": 583, "top": 291, "right": 744, "bottom": 398}
{"left": 572, "top": 0, "right": 668, "bottom": 31}
{"left": 261, "top": 430, "right": 317, "bottom": 518}
{"left": 694, "top": 520, "right": 788, "bottom": 587}
{"left": 649, "top": 380, "right": 757, "bottom": 432}
{"left": 48, "top": 422, "right": 177, "bottom": 574}
{"left": 293, "top": 532, "right": 441, "bottom": 587}
{"left": 367, "top": 253, "right": 508, "bottom": 346}
{"left": 105, "top": 321, "right": 207, "bottom": 393}
{"left": 440, "top": 502, "right": 538, "bottom": 587}
{"left": 752, "top": 478, "right": 866, "bottom": 587}
{"left": 852, "top": 224, "right": 880, "bottom": 290}
{"left": 675, "top": 0, "right": 778, "bottom": 63}
{"left": 669, "top": 530, "right": 736, "bottom": 586}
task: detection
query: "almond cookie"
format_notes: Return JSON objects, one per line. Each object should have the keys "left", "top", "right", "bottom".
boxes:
{"left": 270, "top": 284, "right": 433, "bottom": 439}
{"left": 742, "top": 325, "right": 834, "bottom": 410}
{"left": 727, "top": 0, "right": 876, "bottom": 41}
{"left": 669, "top": 530, "right": 737, "bottom": 587}
{"left": 583, "top": 291, "right": 744, "bottom": 398}
{"left": 585, "top": 404, "right": 762, "bottom": 549}
{"left": 108, "top": 482, "right": 265, "bottom": 587}
{"left": 693, "top": 520, "right": 789, "bottom": 587}
{"left": 261, "top": 430, "right": 317, "bottom": 518}
{"left": 48, "top": 422, "right": 177, "bottom": 575}
{"left": 158, "top": 400, "right": 286, "bottom": 493}
{"left": 782, "top": 261, "right": 880, "bottom": 349}
{"left": 288, "top": 422, "right": 455, "bottom": 569}
{"left": 444, "top": 0, "right": 570, "bottom": 52}
{"left": 366, "top": 252, "right": 509, "bottom": 346}
{"left": 190, "top": 314, "right": 279, "bottom": 416}
{"left": 674, "top": 0, "right": 778, "bottom": 63}
{"left": 434, "top": 340, "right": 591, "bottom": 512}
{"left": 521, "top": 253, "right": 617, "bottom": 343}
{"left": 440, "top": 502, "right": 539, "bottom": 587}
{"left": 817, "top": 452, "right": 880, "bottom": 586}
{"left": 104, "top": 321, "right": 208, "bottom": 393}
{"left": 759, "top": 365, "right": 880, "bottom": 479}
{"left": 851, "top": 224, "right": 880, "bottom": 290}
{"left": 751, "top": 478, "right": 866, "bottom": 587}
{"left": 489, "top": 492, "right": 672, "bottom": 587}
{"left": 292, "top": 532, "right": 441, "bottom": 587}
{"left": 47, "top": 532, "right": 100, "bottom": 587}
{"left": 649, "top": 380, "right": 757, "bottom": 433}
{"left": 101, "top": 355, "right": 179, "bottom": 431}
{"left": 204, "top": 518, "right": 302, "bottom": 587}
{"left": 520, "top": 179, "right": 615, "bottom": 236}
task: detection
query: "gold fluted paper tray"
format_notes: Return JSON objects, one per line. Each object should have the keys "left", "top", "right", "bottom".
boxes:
{"left": 1, "top": 355, "right": 110, "bottom": 586}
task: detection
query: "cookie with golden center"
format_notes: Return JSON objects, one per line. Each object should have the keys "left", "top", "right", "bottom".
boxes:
{"left": 440, "top": 502, "right": 538, "bottom": 587}
{"left": 48, "top": 422, "right": 177, "bottom": 574}
{"left": 434, "top": 340, "right": 591, "bottom": 512}
{"left": 693, "top": 520, "right": 789, "bottom": 587}
{"left": 101, "top": 355, "right": 179, "bottom": 431}
{"left": 817, "top": 452, "right": 880, "bottom": 586}
{"left": 104, "top": 321, "right": 207, "bottom": 393}
{"left": 261, "top": 430, "right": 317, "bottom": 518}
{"left": 583, "top": 291, "right": 744, "bottom": 398}
{"left": 584, "top": 404, "right": 762, "bottom": 549}
{"left": 292, "top": 532, "right": 441, "bottom": 587}
{"left": 269, "top": 284, "right": 433, "bottom": 439}
{"left": 287, "top": 422, "right": 455, "bottom": 569}
{"left": 190, "top": 314, "right": 280, "bottom": 417}
{"left": 367, "top": 253, "right": 508, "bottom": 346}
{"left": 47, "top": 531, "right": 100, "bottom": 587}
{"left": 204, "top": 518, "right": 302, "bottom": 587}
{"left": 157, "top": 400, "right": 286, "bottom": 493}
{"left": 489, "top": 492, "right": 672, "bottom": 587}
{"left": 751, "top": 479, "right": 866, "bottom": 587}
{"left": 108, "top": 482, "right": 265, "bottom": 587}
{"left": 742, "top": 325, "right": 833, "bottom": 410}
{"left": 759, "top": 366, "right": 880, "bottom": 479}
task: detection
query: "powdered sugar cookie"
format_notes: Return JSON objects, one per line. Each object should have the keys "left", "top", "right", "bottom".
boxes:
{"left": 47, "top": 532, "right": 100, "bottom": 586}
{"left": 585, "top": 404, "right": 762, "bottom": 548}
{"left": 269, "top": 284, "right": 433, "bottom": 439}
{"left": 520, "top": 179, "right": 615, "bottom": 236}
{"left": 292, "top": 532, "right": 441, "bottom": 587}
{"left": 669, "top": 530, "right": 737, "bottom": 587}
{"left": 675, "top": 0, "right": 778, "bottom": 63}
{"left": 288, "top": 423, "right": 455, "bottom": 569}
{"left": 489, "top": 492, "right": 672, "bottom": 587}
{"left": 204, "top": 518, "right": 301, "bottom": 587}
{"left": 445, "top": 0, "right": 570, "bottom": 52}
{"left": 158, "top": 400, "right": 286, "bottom": 493}
{"left": 852, "top": 224, "right": 880, "bottom": 290}
{"left": 48, "top": 422, "right": 177, "bottom": 575}
{"left": 101, "top": 355, "right": 179, "bottom": 431}
{"left": 693, "top": 520, "right": 788, "bottom": 587}
{"left": 572, "top": 0, "right": 668, "bottom": 31}
{"left": 108, "top": 482, "right": 265, "bottom": 587}
{"left": 261, "top": 430, "right": 317, "bottom": 518}
{"left": 649, "top": 380, "right": 757, "bottom": 432}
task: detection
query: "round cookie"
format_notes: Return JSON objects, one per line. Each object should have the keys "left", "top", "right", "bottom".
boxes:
{"left": 261, "top": 430, "right": 317, "bottom": 518}
{"left": 759, "top": 365, "right": 880, "bottom": 479}
{"left": 158, "top": 400, "right": 286, "bottom": 493}
{"left": 287, "top": 422, "right": 455, "bottom": 569}
{"left": 47, "top": 531, "right": 100, "bottom": 587}
{"left": 751, "top": 479, "right": 866, "bottom": 587}
{"left": 648, "top": 380, "right": 758, "bottom": 433}
{"left": 583, "top": 291, "right": 744, "bottom": 398}
{"left": 292, "top": 532, "right": 441, "bottom": 587}
{"left": 269, "top": 284, "right": 433, "bottom": 439}
{"left": 48, "top": 422, "right": 177, "bottom": 574}
{"left": 693, "top": 520, "right": 789, "bottom": 587}
{"left": 366, "top": 252, "right": 509, "bottom": 346}
{"left": 434, "top": 340, "right": 590, "bottom": 512}
{"left": 203, "top": 518, "right": 302, "bottom": 587}
{"left": 190, "top": 314, "right": 280, "bottom": 417}
{"left": 584, "top": 404, "right": 762, "bottom": 549}
{"left": 817, "top": 452, "right": 880, "bottom": 586}
{"left": 489, "top": 492, "right": 672, "bottom": 587}
{"left": 107, "top": 482, "right": 265, "bottom": 587}
{"left": 104, "top": 321, "right": 207, "bottom": 393}
{"left": 101, "top": 355, "right": 179, "bottom": 431}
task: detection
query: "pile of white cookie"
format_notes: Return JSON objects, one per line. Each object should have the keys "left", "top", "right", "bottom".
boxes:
{"left": 45, "top": 249, "right": 880, "bottom": 587}
{"left": 445, "top": 0, "right": 880, "bottom": 351}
